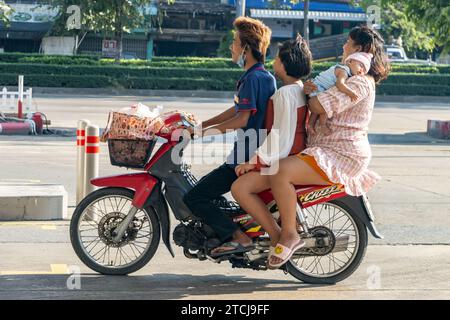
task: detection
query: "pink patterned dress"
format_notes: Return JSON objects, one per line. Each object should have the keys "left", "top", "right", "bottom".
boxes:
{"left": 302, "top": 75, "right": 380, "bottom": 196}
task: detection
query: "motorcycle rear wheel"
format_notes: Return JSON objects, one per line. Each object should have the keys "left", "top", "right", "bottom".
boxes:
{"left": 286, "top": 198, "right": 368, "bottom": 284}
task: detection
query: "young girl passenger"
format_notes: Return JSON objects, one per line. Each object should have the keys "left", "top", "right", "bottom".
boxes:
{"left": 210, "top": 35, "right": 313, "bottom": 257}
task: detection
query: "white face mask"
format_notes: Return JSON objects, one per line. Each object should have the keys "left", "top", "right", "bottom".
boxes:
{"left": 236, "top": 46, "right": 247, "bottom": 68}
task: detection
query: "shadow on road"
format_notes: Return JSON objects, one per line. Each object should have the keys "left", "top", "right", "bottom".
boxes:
{"left": 0, "top": 273, "right": 331, "bottom": 299}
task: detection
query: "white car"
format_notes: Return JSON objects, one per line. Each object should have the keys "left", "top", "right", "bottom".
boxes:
{"left": 384, "top": 45, "right": 436, "bottom": 65}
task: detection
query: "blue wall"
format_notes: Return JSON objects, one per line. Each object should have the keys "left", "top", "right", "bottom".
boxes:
{"left": 228, "top": 0, "right": 364, "bottom": 13}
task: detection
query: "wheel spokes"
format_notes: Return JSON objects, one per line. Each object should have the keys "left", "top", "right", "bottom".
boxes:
{"left": 78, "top": 195, "right": 153, "bottom": 269}
{"left": 291, "top": 203, "right": 359, "bottom": 278}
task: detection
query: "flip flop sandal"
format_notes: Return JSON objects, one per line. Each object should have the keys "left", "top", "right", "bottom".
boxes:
{"left": 210, "top": 241, "right": 255, "bottom": 258}
{"left": 265, "top": 245, "right": 275, "bottom": 269}
{"left": 269, "top": 246, "right": 275, "bottom": 256}
{"left": 267, "top": 240, "right": 306, "bottom": 270}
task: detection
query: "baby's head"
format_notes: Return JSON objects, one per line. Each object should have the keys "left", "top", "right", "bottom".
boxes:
{"left": 345, "top": 52, "right": 373, "bottom": 76}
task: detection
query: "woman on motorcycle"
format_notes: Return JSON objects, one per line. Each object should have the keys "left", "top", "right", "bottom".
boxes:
{"left": 232, "top": 25, "right": 391, "bottom": 269}
{"left": 210, "top": 35, "right": 313, "bottom": 256}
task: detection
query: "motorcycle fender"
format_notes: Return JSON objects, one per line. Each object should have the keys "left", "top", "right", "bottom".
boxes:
{"left": 338, "top": 195, "right": 384, "bottom": 239}
{"left": 91, "top": 173, "right": 157, "bottom": 209}
{"left": 145, "top": 185, "right": 175, "bottom": 258}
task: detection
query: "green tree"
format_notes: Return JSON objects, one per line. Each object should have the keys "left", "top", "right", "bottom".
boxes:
{"left": 384, "top": 0, "right": 450, "bottom": 53}
{"left": 0, "top": 0, "right": 12, "bottom": 26}
{"left": 217, "top": 30, "right": 234, "bottom": 58}
{"left": 357, "top": 0, "right": 436, "bottom": 56}
{"left": 358, "top": 0, "right": 449, "bottom": 55}
{"left": 49, "top": 0, "right": 176, "bottom": 61}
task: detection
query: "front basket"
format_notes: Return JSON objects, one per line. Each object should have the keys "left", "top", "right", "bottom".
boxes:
{"left": 108, "top": 139, "right": 156, "bottom": 169}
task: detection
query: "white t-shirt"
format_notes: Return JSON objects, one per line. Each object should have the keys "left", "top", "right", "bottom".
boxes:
{"left": 256, "top": 81, "right": 307, "bottom": 166}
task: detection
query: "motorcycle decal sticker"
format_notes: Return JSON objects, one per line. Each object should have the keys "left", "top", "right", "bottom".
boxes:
{"left": 246, "top": 226, "right": 262, "bottom": 233}
{"left": 298, "top": 184, "right": 346, "bottom": 207}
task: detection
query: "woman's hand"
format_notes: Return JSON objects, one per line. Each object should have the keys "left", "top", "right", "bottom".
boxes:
{"left": 303, "top": 80, "right": 318, "bottom": 95}
{"left": 235, "top": 163, "right": 256, "bottom": 177}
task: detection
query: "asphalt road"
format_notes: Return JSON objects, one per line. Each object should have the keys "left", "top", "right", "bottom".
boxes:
{"left": 0, "top": 95, "right": 449, "bottom": 299}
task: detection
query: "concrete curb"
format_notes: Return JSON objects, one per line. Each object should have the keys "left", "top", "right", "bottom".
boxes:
{"left": 28, "top": 87, "right": 450, "bottom": 104}
{"left": 0, "top": 184, "right": 68, "bottom": 221}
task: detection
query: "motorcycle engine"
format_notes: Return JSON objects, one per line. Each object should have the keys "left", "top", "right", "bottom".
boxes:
{"left": 173, "top": 221, "right": 218, "bottom": 251}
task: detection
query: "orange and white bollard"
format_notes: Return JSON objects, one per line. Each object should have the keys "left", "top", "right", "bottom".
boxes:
{"left": 76, "top": 119, "right": 90, "bottom": 205}
{"left": 84, "top": 125, "right": 100, "bottom": 198}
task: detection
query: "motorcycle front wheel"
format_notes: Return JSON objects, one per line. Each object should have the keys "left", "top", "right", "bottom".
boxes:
{"left": 70, "top": 187, "right": 160, "bottom": 275}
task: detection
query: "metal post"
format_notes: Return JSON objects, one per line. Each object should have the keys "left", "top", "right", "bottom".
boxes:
{"left": 236, "top": 0, "right": 246, "bottom": 18}
{"left": 303, "top": 0, "right": 310, "bottom": 44}
{"left": 147, "top": 37, "right": 154, "bottom": 61}
{"left": 84, "top": 125, "right": 100, "bottom": 198}
{"left": 76, "top": 119, "right": 90, "bottom": 205}
{"left": 9, "top": 92, "right": 14, "bottom": 112}
{"left": 26, "top": 88, "right": 33, "bottom": 113}
{"left": 1, "top": 87, "right": 7, "bottom": 109}
{"left": 18, "top": 75, "right": 24, "bottom": 119}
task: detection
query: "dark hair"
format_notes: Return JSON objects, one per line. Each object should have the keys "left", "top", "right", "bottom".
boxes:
{"left": 278, "top": 34, "right": 312, "bottom": 79}
{"left": 234, "top": 17, "right": 272, "bottom": 63}
{"left": 349, "top": 25, "right": 391, "bottom": 83}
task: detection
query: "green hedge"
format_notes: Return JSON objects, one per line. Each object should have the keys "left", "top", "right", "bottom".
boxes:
{"left": 1, "top": 63, "right": 449, "bottom": 86}
{"left": 0, "top": 73, "right": 230, "bottom": 90}
{"left": 382, "top": 73, "right": 450, "bottom": 86}
{"left": 1, "top": 72, "right": 449, "bottom": 94}
{"left": 0, "top": 53, "right": 449, "bottom": 95}
{"left": 378, "top": 83, "right": 450, "bottom": 96}
{"left": 0, "top": 73, "right": 114, "bottom": 88}
{"left": 2, "top": 53, "right": 449, "bottom": 74}
{"left": 0, "top": 63, "right": 243, "bottom": 82}
{"left": 0, "top": 52, "right": 100, "bottom": 63}
{"left": 19, "top": 56, "right": 100, "bottom": 65}
{"left": 120, "top": 77, "right": 230, "bottom": 91}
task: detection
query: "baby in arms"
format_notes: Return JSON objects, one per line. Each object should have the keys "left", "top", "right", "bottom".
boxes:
{"left": 308, "top": 52, "right": 373, "bottom": 134}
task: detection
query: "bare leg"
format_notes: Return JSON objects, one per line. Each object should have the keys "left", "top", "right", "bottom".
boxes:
{"left": 268, "top": 156, "right": 330, "bottom": 265}
{"left": 319, "top": 114, "right": 332, "bottom": 135}
{"left": 231, "top": 172, "right": 281, "bottom": 247}
{"left": 211, "top": 171, "right": 278, "bottom": 255}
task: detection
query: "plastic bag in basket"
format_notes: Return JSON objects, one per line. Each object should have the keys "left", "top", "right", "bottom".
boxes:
{"left": 100, "top": 104, "right": 164, "bottom": 142}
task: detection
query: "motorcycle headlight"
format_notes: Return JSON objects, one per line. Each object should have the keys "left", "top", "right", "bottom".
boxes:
{"left": 181, "top": 113, "right": 197, "bottom": 127}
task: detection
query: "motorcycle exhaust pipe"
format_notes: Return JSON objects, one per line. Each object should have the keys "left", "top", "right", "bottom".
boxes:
{"left": 257, "top": 234, "right": 350, "bottom": 256}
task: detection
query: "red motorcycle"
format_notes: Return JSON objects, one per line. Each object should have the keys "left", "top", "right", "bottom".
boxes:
{"left": 70, "top": 111, "right": 383, "bottom": 284}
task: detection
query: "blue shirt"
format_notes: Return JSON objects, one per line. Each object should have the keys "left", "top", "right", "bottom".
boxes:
{"left": 226, "top": 63, "right": 277, "bottom": 168}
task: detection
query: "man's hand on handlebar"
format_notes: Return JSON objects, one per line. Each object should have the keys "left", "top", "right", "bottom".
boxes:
{"left": 185, "top": 124, "right": 203, "bottom": 139}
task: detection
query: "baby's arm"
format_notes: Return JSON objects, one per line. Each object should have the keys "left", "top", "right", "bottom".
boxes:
{"left": 335, "top": 68, "right": 358, "bottom": 102}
